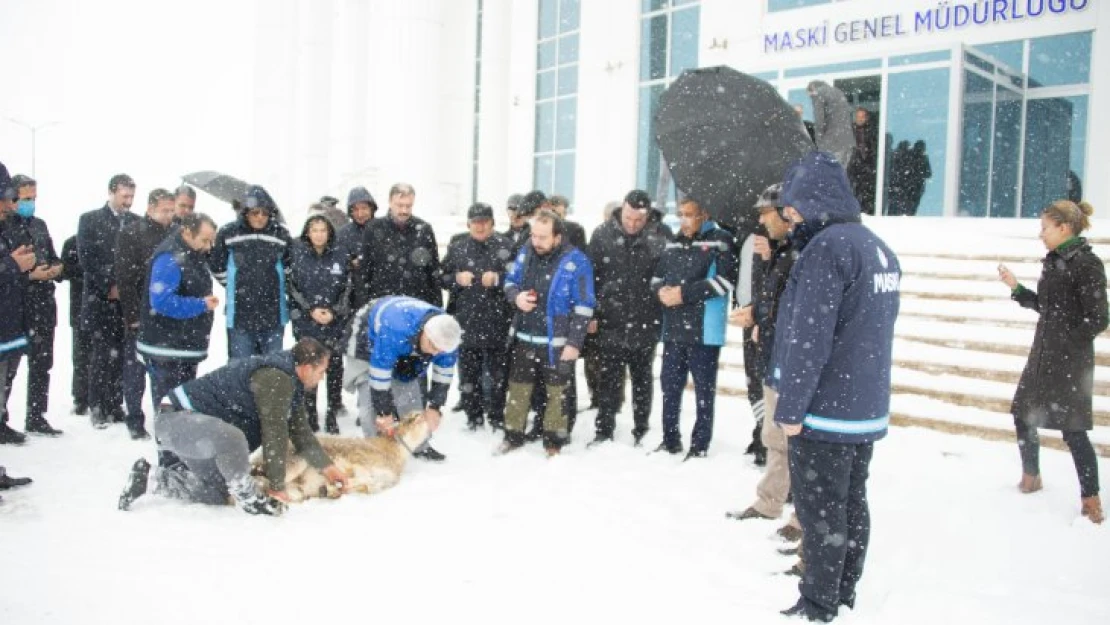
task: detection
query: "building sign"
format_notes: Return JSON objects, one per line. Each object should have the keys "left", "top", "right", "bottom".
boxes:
{"left": 764, "top": 0, "right": 1089, "bottom": 53}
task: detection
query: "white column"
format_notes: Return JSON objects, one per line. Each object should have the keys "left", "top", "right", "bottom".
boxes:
{"left": 477, "top": 0, "right": 514, "bottom": 210}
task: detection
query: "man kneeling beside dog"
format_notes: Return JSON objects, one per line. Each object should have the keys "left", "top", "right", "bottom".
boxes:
{"left": 118, "top": 326, "right": 458, "bottom": 516}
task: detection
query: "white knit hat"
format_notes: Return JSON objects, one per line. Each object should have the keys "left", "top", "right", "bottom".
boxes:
{"left": 424, "top": 314, "right": 462, "bottom": 352}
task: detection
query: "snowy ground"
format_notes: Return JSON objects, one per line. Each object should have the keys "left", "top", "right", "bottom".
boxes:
{"left": 1, "top": 325, "right": 1108, "bottom": 624}
{"left": 3, "top": 217, "right": 1110, "bottom": 624}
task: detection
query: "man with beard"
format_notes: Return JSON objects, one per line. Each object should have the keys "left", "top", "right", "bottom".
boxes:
{"left": 498, "top": 210, "right": 595, "bottom": 456}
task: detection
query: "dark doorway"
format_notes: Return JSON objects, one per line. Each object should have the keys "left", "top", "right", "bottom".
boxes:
{"left": 835, "top": 75, "right": 881, "bottom": 214}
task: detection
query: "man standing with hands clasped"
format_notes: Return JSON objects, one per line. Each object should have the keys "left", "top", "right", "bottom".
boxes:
{"left": 770, "top": 151, "right": 900, "bottom": 623}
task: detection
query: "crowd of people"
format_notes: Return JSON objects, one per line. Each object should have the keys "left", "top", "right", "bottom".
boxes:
{"left": 0, "top": 144, "right": 1104, "bottom": 621}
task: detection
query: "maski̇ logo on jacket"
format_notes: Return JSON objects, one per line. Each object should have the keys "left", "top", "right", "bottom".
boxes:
{"left": 873, "top": 247, "right": 900, "bottom": 294}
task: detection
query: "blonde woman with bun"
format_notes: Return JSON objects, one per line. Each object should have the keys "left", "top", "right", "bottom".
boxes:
{"left": 998, "top": 200, "right": 1106, "bottom": 524}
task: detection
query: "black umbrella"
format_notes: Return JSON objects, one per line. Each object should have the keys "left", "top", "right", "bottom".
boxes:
{"left": 654, "top": 65, "right": 814, "bottom": 235}
{"left": 181, "top": 170, "right": 251, "bottom": 205}
{"left": 181, "top": 170, "right": 285, "bottom": 224}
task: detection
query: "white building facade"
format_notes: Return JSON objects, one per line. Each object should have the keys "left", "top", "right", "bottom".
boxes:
{"left": 251, "top": 0, "right": 1106, "bottom": 221}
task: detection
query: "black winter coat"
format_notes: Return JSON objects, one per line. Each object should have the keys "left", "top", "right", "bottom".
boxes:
{"left": 4, "top": 215, "right": 61, "bottom": 326}
{"left": 78, "top": 205, "right": 139, "bottom": 329}
{"left": 362, "top": 215, "right": 442, "bottom": 307}
{"left": 61, "top": 235, "right": 83, "bottom": 327}
{"left": 288, "top": 240, "right": 351, "bottom": 349}
{"left": 337, "top": 220, "right": 371, "bottom": 309}
{"left": 1011, "top": 239, "right": 1108, "bottom": 431}
{"left": 439, "top": 232, "right": 514, "bottom": 349}
{"left": 587, "top": 215, "right": 669, "bottom": 351}
{"left": 0, "top": 217, "right": 28, "bottom": 358}
{"left": 115, "top": 216, "right": 174, "bottom": 330}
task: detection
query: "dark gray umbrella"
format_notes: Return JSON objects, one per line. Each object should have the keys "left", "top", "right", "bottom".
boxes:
{"left": 181, "top": 170, "right": 251, "bottom": 205}
{"left": 181, "top": 170, "right": 285, "bottom": 224}
{"left": 654, "top": 65, "right": 814, "bottom": 235}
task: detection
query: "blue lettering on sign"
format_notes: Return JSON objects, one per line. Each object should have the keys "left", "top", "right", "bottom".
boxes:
{"left": 765, "top": 0, "right": 1089, "bottom": 52}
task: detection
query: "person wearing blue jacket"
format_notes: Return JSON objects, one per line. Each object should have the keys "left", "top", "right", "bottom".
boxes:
{"left": 343, "top": 295, "right": 461, "bottom": 462}
{"left": 289, "top": 215, "right": 351, "bottom": 433}
{"left": 137, "top": 213, "right": 219, "bottom": 472}
{"left": 771, "top": 151, "right": 901, "bottom": 623}
{"left": 209, "top": 185, "right": 293, "bottom": 359}
{"left": 651, "top": 197, "right": 737, "bottom": 459}
{"left": 498, "top": 210, "right": 595, "bottom": 456}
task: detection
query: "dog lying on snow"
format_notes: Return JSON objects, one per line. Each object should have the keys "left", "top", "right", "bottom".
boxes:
{"left": 250, "top": 411, "right": 430, "bottom": 502}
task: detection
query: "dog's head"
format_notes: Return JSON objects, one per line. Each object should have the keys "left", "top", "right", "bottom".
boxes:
{"left": 394, "top": 411, "right": 432, "bottom": 453}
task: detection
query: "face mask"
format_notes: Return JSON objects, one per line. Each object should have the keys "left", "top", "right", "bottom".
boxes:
{"left": 16, "top": 199, "right": 35, "bottom": 218}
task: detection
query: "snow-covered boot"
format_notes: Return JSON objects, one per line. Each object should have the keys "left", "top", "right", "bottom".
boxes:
{"left": 229, "top": 478, "right": 286, "bottom": 516}
{"left": 118, "top": 458, "right": 151, "bottom": 511}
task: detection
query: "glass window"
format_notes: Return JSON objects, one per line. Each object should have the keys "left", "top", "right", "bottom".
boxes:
{"left": 1028, "top": 31, "right": 1092, "bottom": 88}
{"left": 783, "top": 59, "right": 882, "bottom": 79}
{"left": 538, "top": 40, "right": 557, "bottom": 70}
{"left": 557, "top": 65, "right": 577, "bottom": 97}
{"left": 991, "top": 84, "right": 1022, "bottom": 218}
{"left": 889, "top": 50, "right": 950, "bottom": 66}
{"left": 642, "top": 0, "right": 668, "bottom": 12}
{"left": 559, "top": 0, "right": 579, "bottom": 33}
{"left": 768, "top": 0, "right": 832, "bottom": 11}
{"left": 1021, "top": 95, "right": 1088, "bottom": 215}
{"left": 959, "top": 71, "right": 994, "bottom": 217}
{"left": 559, "top": 33, "right": 579, "bottom": 65}
{"left": 883, "top": 68, "right": 948, "bottom": 217}
{"left": 788, "top": 88, "right": 814, "bottom": 130}
{"left": 536, "top": 70, "right": 556, "bottom": 100}
{"left": 973, "top": 40, "right": 1023, "bottom": 73}
{"left": 636, "top": 84, "right": 666, "bottom": 191}
{"left": 670, "top": 6, "right": 699, "bottom": 77}
{"left": 751, "top": 70, "right": 779, "bottom": 82}
{"left": 534, "top": 155, "right": 554, "bottom": 194}
{"left": 538, "top": 0, "right": 557, "bottom": 40}
{"left": 640, "top": 15, "right": 668, "bottom": 81}
{"left": 556, "top": 97, "right": 577, "bottom": 150}
{"left": 554, "top": 153, "right": 576, "bottom": 198}
{"left": 535, "top": 101, "right": 555, "bottom": 152}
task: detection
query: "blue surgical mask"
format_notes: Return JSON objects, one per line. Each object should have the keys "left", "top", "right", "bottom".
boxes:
{"left": 16, "top": 199, "right": 35, "bottom": 218}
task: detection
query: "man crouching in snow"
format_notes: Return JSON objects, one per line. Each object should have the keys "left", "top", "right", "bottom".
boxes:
{"left": 771, "top": 151, "right": 900, "bottom": 622}
{"left": 341, "top": 296, "right": 462, "bottom": 461}
{"left": 118, "top": 338, "right": 349, "bottom": 515}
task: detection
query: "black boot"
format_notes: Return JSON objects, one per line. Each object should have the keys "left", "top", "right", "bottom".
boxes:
{"left": 754, "top": 447, "right": 768, "bottom": 467}
{"left": 305, "top": 394, "right": 320, "bottom": 432}
{"left": 586, "top": 433, "right": 612, "bottom": 448}
{"left": 524, "top": 419, "right": 544, "bottom": 443}
{"left": 118, "top": 458, "right": 151, "bottom": 511}
{"left": 0, "top": 421, "right": 27, "bottom": 445}
{"left": 631, "top": 427, "right": 649, "bottom": 447}
{"left": 90, "top": 407, "right": 110, "bottom": 430}
{"left": 72, "top": 402, "right": 89, "bottom": 416}
{"left": 25, "top": 413, "right": 63, "bottom": 437}
{"left": 324, "top": 409, "right": 340, "bottom": 435}
{"left": 229, "top": 477, "right": 286, "bottom": 516}
{"left": 126, "top": 414, "right": 150, "bottom": 440}
{"left": 0, "top": 466, "right": 32, "bottom": 489}
{"left": 413, "top": 445, "right": 446, "bottom": 462}
{"left": 496, "top": 430, "right": 525, "bottom": 455}
{"left": 653, "top": 440, "right": 683, "bottom": 455}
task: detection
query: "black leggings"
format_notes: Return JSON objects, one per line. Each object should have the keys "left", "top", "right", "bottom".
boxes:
{"left": 1014, "top": 417, "right": 1100, "bottom": 498}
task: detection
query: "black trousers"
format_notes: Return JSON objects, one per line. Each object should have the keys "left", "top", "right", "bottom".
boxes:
{"left": 85, "top": 299, "right": 124, "bottom": 415}
{"left": 459, "top": 346, "right": 508, "bottom": 427}
{"left": 304, "top": 351, "right": 344, "bottom": 416}
{"left": 71, "top": 321, "right": 90, "bottom": 408}
{"left": 789, "top": 436, "right": 874, "bottom": 620}
{"left": 742, "top": 326, "right": 766, "bottom": 450}
{"left": 594, "top": 344, "right": 655, "bottom": 438}
{"left": 0, "top": 354, "right": 20, "bottom": 426}
{"left": 25, "top": 293, "right": 57, "bottom": 418}
{"left": 1014, "top": 417, "right": 1101, "bottom": 498}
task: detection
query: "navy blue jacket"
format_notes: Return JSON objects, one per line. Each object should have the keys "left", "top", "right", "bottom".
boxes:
{"left": 504, "top": 241, "right": 596, "bottom": 365}
{"left": 209, "top": 216, "right": 293, "bottom": 332}
{"left": 651, "top": 220, "right": 737, "bottom": 346}
{"left": 137, "top": 232, "right": 215, "bottom": 363}
{"left": 168, "top": 351, "right": 302, "bottom": 452}
{"left": 288, "top": 239, "right": 351, "bottom": 349}
{"left": 770, "top": 151, "right": 901, "bottom": 444}
{"left": 0, "top": 218, "right": 28, "bottom": 360}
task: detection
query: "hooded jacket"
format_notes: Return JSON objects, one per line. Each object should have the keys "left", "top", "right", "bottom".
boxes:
{"left": 651, "top": 220, "right": 737, "bottom": 346}
{"left": 209, "top": 212, "right": 293, "bottom": 332}
{"left": 339, "top": 187, "right": 378, "bottom": 310}
{"left": 587, "top": 213, "right": 669, "bottom": 351}
{"left": 288, "top": 219, "right": 351, "bottom": 349}
{"left": 770, "top": 151, "right": 901, "bottom": 444}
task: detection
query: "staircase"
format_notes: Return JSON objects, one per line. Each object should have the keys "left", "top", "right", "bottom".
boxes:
{"left": 705, "top": 217, "right": 1110, "bottom": 457}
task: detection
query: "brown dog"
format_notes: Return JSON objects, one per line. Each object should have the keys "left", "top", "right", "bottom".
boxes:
{"left": 252, "top": 411, "right": 431, "bottom": 502}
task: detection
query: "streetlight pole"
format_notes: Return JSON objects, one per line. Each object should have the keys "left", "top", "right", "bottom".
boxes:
{"left": 3, "top": 117, "right": 60, "bottom": 178}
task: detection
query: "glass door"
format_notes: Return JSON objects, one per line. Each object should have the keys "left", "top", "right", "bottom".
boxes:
{"left": 957, "top": 46, "right": 1026, "bottom": 217}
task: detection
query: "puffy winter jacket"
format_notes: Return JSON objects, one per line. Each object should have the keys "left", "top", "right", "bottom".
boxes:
{"left": 587, "top": 214, "right": 669, "bottom": 351}
{"left": 209, "top": 216, "right": 293, "bottom": 332}
{"left": 362, "top": 215, "right": 442, "bottom": 307}
{"left": 651, "top": 220, "right": 737, "bottom": 346}
{"left": 440, "top": 232, "right": 514, "bottom": 350}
